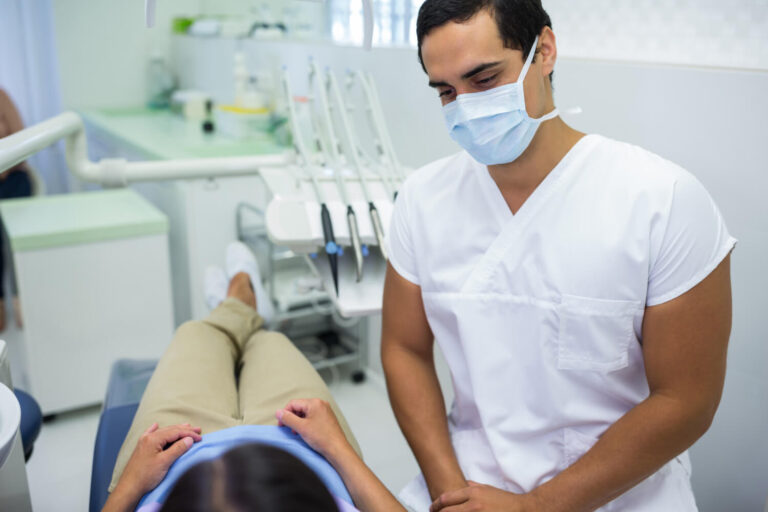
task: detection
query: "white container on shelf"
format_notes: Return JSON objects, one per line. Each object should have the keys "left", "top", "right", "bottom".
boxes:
{"left": 215, "top": 105, "right": 272, "bottom": 140}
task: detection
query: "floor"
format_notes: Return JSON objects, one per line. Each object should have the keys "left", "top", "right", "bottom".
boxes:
{"left": 22, "top": 367, "right": 421, "bottom": 512}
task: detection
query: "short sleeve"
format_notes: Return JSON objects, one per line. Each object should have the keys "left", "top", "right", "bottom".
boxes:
{"left": 386, "top": 184, "right": 420, "bottom": 285}
{"left": 646, "top": 172, "right": 736, "bottom": 306}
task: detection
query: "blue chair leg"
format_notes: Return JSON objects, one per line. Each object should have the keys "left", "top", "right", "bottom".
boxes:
{"left": 13, "top": 389, "right": 42, "bottom": 462}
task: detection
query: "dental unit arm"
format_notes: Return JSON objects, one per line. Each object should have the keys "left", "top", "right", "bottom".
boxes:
{"left": 0, "top": 111, "right": 292, "bottom": 185}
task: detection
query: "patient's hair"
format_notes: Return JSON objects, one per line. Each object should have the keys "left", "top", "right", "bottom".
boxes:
{"left": 160, "top": 443, "right": 339, "bottom": 512}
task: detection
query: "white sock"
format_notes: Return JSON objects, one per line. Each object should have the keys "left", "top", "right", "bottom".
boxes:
{"left": 204, "top": 266, "right": 227, "bottom": 310}
{"left": 226, "top": 241, "right": 274, "bottom": 326}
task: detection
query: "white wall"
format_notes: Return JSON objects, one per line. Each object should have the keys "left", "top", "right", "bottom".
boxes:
{"left": 50, "top": 0, "right": 326, "bottom": 110}
{"left": 545, "top": 0, "right": 768, "bottom": 71}
{"left": 554, "top": 60, "right": 768, "bottom": 511}
{"left": 51, "top": 0, "right": 203, "bottom": 110}
{"left": 52, "top": 0, "right": 768, "bottom": 110}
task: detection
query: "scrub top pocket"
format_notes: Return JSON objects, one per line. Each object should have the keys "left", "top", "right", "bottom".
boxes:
{"left": 557, "top": 295, "right": 642, "bottom": 372}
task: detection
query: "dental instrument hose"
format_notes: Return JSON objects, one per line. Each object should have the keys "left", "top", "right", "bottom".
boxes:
{"left": 327, "top": 70, "right": 389, "bottom": 260}
{"left": 282, "top": 69, "right": 340, "bottom": 295}
{"left": 309, "top": 60, "right": 365, "bottom": 282}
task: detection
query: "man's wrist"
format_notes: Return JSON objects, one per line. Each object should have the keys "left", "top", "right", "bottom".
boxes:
{"left": 428, "top": 475, "right": 468, "bottom": 501}
{"left": 525, "top": 485, "right": 555, "bottom": 512}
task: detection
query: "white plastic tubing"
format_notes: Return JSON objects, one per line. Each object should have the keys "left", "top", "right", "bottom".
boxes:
{"left": 0, "top": 112, "right": 292, "bottom": 186}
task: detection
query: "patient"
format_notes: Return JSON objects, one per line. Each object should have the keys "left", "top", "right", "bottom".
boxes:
{"left": 0, "top": 88, "right": 33, "bottom": 331}
{"left": 103, "top": 242, "right": 405, "bottom": 512}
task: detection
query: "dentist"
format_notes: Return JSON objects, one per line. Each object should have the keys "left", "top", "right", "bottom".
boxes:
{"left": 381, "top": 1, "right": 735, "bottom": 511}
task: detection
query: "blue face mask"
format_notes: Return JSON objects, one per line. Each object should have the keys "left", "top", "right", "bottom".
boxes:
{"left": 442, "top": 36, "right": 559, "bottom": 166}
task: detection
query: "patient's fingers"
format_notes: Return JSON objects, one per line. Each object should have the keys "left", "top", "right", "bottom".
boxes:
{"left": 285, "top": 399, "right": 310, "bottom": 417}
{"left": 278, "top": 409, "right": 303, "bottom": 431}
{"left": 153, "top": 425, "right": 203, "bottom": 446}
{"left": 143, "top": 423, "right": 159, "bottom": 435}
{"left": 159, "top": 436, "right": 195, "bottom": 466}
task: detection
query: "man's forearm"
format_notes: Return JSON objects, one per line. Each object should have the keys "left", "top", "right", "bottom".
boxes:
{"left": 383, "top": 343, "right": 467, "bottom": 499}
{"left": 530, "top": 392, "right": 714, "bottom": 512}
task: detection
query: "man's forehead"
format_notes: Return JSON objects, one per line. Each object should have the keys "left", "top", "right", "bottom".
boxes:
{"left": 421, "top": 15, "right": 520, "bottom": 80}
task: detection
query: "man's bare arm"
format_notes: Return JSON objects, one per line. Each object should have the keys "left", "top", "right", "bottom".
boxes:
{"left": 528, "top": 255, "right": 732, "bottom": 511}
{"left": 382, "top": 263, "right": 467, "bottom": 499}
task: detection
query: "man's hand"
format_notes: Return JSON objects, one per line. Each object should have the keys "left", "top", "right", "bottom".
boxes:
{"left": 430, "top": 481, "right": 541, "bottom": 512}
{"left": 277, "top": 398, "right": 351, "bottom": 460}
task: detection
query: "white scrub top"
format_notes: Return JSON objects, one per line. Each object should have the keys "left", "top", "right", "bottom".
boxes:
{"left": 388, "top": 134, "right": 736, "bottom": 511}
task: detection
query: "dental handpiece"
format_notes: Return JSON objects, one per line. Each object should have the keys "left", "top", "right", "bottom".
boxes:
{"left": 321, "top": 203, "right": 339, "bottom": 295}
{"left": 309, "top": 60, "right": 364, "bottom": 282}
{"left": 327, "top": 69, "right": 389, "bottom": 259}
{"left": 282, "top": 68, "right": 340, "bottom": 295}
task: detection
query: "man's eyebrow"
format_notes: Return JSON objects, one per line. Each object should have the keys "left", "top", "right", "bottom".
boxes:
{"left": 428, "top": 79, "right": 450, "bottom": 88}
{"left": 461, "top": 61, "right": 502, "bottom": 80}
{"left": 428, "top": 61, "right": 503, "bottom": 88}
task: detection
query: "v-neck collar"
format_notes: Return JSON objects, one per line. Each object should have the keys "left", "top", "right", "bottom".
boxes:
{"left": 474, "top": 134, "right": 598, "bottom": 229}
{"left": 461, "top": 135, "right": 599, "bottom": 293}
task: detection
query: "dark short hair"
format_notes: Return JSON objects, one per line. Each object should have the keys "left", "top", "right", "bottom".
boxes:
{"left": 160, "top": 443, "right": 339, "bottom": 511}
{"left": 416, "top": 0, "right": 553, "bottom": 79}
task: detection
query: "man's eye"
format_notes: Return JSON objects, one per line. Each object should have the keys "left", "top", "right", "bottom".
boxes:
{"left": 439, "top": 89, "right": 454, "bottom": 98}
{"left": 477, "top": 75, "right": 497, "bottom": 85}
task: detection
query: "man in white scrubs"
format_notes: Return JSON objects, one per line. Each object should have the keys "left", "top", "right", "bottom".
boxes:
{"left": 382, "top": 1, "right": 735, "bottom": 511}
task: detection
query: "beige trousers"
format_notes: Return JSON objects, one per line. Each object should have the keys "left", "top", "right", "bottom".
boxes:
{"left": 109, "top": 298, "right": 361, "bottom": 492}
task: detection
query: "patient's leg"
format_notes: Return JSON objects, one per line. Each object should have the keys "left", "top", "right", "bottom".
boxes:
{"left": 238, "top": 324, "right": 363, "bottom": 458}
{"left": 109, "top": 274, "right": 262, "bottom": 491}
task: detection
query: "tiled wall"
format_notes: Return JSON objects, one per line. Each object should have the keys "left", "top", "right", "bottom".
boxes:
{"left": 544, "top": 0, "right": 768, "bottom": 70}
{"left": 327, "top": 1, "right": 768, "bottom": 71}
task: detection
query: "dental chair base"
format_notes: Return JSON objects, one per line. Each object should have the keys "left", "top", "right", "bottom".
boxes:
{"left": 90, "top": 359, "right": 157, "bottom": 512}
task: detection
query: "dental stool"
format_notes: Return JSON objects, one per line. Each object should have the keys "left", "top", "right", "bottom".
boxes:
{"left": 13, "top": 389, "right": 41, "bottom": 461}
{"left": 89, "top": 359, "right": 157, "bottom": 512}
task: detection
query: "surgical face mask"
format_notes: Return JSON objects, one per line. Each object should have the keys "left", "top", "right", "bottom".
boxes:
{"left": 442, "top": 36, "right": 559, "bottom": 166}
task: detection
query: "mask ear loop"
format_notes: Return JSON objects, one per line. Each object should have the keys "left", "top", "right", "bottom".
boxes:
{"left": 518, "top": 35, "right": 539, "bottom": 84}
{"left": 517, "top": 35, "right": 539, "bottom": 113}
{"left": 519, "top": 35, "right": 560, "bottom": 123}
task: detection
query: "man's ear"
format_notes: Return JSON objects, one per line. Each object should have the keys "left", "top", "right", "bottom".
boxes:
{"left": 538, "top": 26, "right": 557, "bottom": 79}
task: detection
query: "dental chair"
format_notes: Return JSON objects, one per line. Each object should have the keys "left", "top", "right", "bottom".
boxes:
{"left": 14, "top": 389, "right": 41, "bottom": 461}
{"left": 89, "top": 359, "right": 157, "bottom": 512}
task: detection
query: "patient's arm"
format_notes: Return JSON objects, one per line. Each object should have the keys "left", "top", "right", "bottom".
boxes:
{"left": 0, "top": 89, "right": 28, "bottom": 173}
{"left": 102, "top": 423, "right": 202, "bottom": 512}
{"left": 278, "top": 399, "right": 407, "bottom": 512}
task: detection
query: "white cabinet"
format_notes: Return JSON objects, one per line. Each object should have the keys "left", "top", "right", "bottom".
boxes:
{"left": 0, "top": 190, "right": 174, "bottom": 414}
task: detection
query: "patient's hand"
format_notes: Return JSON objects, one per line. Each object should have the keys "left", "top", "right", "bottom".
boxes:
{"left": 121, "top": 424, "right": 202, "bottom": 498}
{"left": 276, "top": 398, "right": 349, "bottom": 459}
{"left": 104, "top": 423, "right": 202, "bottom": 512}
